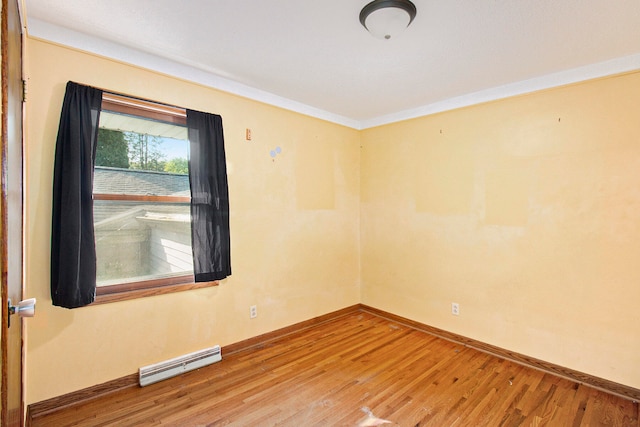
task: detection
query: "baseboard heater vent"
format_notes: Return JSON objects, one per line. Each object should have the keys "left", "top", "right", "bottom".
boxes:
{"left": 139, "top": 345, "right": 222, "bottom": 387}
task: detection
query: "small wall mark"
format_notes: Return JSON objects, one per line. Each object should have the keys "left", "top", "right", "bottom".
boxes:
{"left": 270, "top": 146, "right": 282, "bottom": 161}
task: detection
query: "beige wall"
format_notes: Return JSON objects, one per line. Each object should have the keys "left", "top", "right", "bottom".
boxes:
{"left": 24, "top": 38, "right": 361, "bottom": 404}
{"left": 361, "top": 71, "right": 640, "bottom": 389}
{"left": 24, "top": 36, "right": 640, "bottom": 405}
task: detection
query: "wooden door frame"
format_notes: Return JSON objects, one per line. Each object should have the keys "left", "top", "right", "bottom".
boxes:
{"left": 1, "top": 0, "right": 11, "bottom": 422}
{"left": 1, "top": 0, "right": 25, "bottom": 424}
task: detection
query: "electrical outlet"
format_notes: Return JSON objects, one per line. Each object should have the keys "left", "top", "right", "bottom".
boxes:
{"left": 451, "top": 302, "right": 460, "bottom": 316}
{"left": 250, "top": 305, "right": 257, "bottom": 319}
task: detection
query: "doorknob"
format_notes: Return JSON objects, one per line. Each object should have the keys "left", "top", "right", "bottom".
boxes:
{"left": 7, "top": 298, "right": 36, "bottom": 328}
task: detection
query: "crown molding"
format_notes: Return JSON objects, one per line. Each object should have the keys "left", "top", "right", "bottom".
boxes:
{"left": 27, "top": 18, "right": 640, "bottom": 131}
{"left": 360, "top": 52, "right": 640, "bottom": 129}
{"left": 26, "top": 18, "right": 361, "bottom": 129}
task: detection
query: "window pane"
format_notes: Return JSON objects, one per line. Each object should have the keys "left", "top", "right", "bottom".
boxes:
{"left": 96, "top": 110, "right": 189, "bottom": 177}
{"left": 94, "top": 106, "right": 193, "bottom": 289}
{"left": 94, "top": 200, "right": 192, "bottom": 286}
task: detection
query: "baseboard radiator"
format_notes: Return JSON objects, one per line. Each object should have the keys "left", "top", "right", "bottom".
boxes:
{"left": 139, "top": 345, "right": 222, "bottom": 387}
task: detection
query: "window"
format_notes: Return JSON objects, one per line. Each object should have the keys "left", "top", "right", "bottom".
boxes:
{"left": 92, "top": 94, "right": 198, "bottom": 302}
{"left": 51, "top": 82, "right": 230, "bottom": 309}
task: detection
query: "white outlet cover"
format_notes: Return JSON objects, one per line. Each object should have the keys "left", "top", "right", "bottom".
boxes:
{"left": 451, "top": 303, "right": 460, "bottom": 315}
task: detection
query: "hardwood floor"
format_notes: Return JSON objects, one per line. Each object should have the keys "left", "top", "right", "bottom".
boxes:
{"left": 29, "top": 311, "right": 639, "bottom": 426}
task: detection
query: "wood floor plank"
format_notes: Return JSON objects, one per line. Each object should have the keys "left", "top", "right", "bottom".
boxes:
{"left": 29, "top": 311, "right": 639, "bottom": 426}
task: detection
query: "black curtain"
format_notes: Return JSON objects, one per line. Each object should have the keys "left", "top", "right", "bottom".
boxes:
{"left": 51, "top": 81, "right": 103, "bottom": 308}
{"left": 187, "top": 110, "right": 231, "bottom": 281}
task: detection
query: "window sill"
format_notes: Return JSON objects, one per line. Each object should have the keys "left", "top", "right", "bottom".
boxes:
{"left": 91, "top": 280, "right": 219, "bottom": 305}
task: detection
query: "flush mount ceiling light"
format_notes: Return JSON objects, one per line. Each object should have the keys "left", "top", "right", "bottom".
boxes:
{"left": 359, "top": 0, "right": 417, "bottom": 40}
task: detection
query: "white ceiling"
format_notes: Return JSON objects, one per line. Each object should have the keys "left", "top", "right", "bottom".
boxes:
{"left": 23, "top": 0, "right": 640, "bottom": 129}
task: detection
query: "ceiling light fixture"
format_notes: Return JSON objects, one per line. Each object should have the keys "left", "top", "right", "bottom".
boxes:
{"left": 359, "top": 0, "right": 417, "bottom": 40}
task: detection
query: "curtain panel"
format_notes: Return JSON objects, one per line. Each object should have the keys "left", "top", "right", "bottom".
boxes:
{"left": 51, "top": 81, "right": 103, "bottom": 308}
{"left": 186, "top": 110, "right": 232, "bottom": 282}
